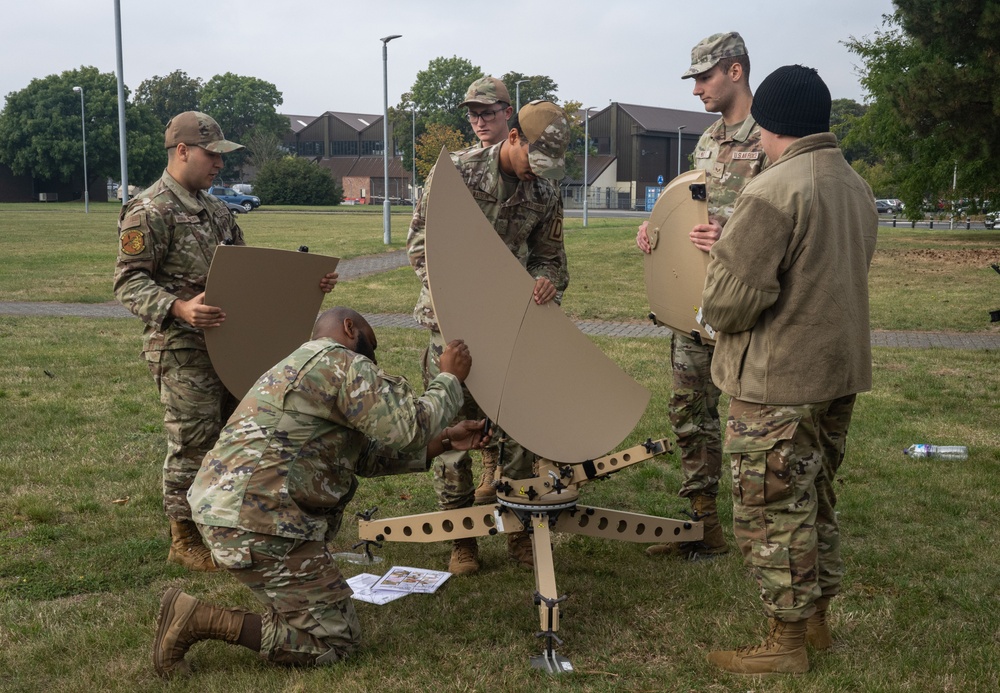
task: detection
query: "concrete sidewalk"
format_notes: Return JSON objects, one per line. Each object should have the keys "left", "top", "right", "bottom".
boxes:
{"left": 2, "top": 301, "right": 997, "bottom": 349}
{"left": 4, "top": 249, "right": 998, "bottom": 349}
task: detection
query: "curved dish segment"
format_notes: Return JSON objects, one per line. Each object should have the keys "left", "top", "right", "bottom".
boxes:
{"left": 642, "top": 169, "right": 713, "bottom": 344}
{"left": 425, "top": 149, "right": 649, "bottom": 463}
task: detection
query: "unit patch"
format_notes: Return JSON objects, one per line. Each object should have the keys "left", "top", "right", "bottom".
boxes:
{"left": 120, "top": 229, "right": 146, "bottom": 256}
{"left": 548, "top": 216, "right": 563, "bottom": 242}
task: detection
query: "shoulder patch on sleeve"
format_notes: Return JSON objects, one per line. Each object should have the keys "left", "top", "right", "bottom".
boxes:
{"left": 120, "top": 228, "right": 146, "bottom": 256}
{"left": 548, "top": 216, "right": 564, "bottom": 242}
{"left": 118, "top": 212, "right": 147, "bottom": 257}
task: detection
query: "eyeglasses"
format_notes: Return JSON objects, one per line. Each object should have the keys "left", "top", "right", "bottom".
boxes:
{"left": 466, "top": 107, "right": 505, "bottom": 123}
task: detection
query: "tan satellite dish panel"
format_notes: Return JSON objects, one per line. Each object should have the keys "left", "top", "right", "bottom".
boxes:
{"left": 204, "top": 245, "right": 339, "bottom": 398}
{"left": 425, "top": 149, "right": 650, "bottom": 463}
{"left": 643, "top": 169, "right": 714, "bottom": 344}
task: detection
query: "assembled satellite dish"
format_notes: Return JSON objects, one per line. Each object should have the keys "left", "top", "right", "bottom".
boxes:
{"left": 643, "top": 169, "right": 714, "bottom": 343}
{"left": 424, "top": 148, "right": 650, "bottom": 463}
{"left": 204, "top": 246, "right": 339, "bottom": 398}
{"left": 358, "top": 151, "right": 700, "bottom": 671}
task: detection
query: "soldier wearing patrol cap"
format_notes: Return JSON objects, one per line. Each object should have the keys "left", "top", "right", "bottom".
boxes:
{"left": 114, "top": 111, "right": 337, "bottom": 573}
{"left": 456, "top": 75, "right": 519, "bottom": 504}
{"left": 460, "top": 75, "right": 513, "bottom": 148}
{"left": 407, "top": 100, "right": 570, "bottom": 576}
{"left": 637, "top": 32, "right": 767, "bottom": 561}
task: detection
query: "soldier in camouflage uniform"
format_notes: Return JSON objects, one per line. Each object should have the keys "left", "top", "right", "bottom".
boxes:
{"left": 407, "top": 100, "right": 570, "bottom": 575}
{"left": 701, "top": 65, "right": 877, "bottom": 674}
{"left": 114, "top": 112, "right": 337, "bottom": 572}
{"left": 455, "top": 76, "right": 514, "bottom": 505}
{"left": 152, "top": 308, "right": 490, "bottom": 676}
{"left": 636, "top": 32, "right": 767, "bottom": 560}
{"left": 461, "top": 76, "right": 513, "bottom": 148}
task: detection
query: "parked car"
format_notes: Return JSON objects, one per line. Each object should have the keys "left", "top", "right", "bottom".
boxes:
{"left": 985, "top": 212, "right": 998, "bottom": 230}
{"left": 208, "top": 185, "right": 260, "bottom": 212}
{"left": 875, "top": 199, "right": 905, "bottom": 214}
{"left": 222, "top": 200, "right": 246, "bottom": 216}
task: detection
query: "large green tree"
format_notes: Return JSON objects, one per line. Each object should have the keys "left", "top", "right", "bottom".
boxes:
{"left": 391, "top": 57, "right": 481, "bottom": 185}
{"left": 0, "top": 66, "right": 164, "bottom": 189}
{"left": 846, "top": 2, "right": 1000, "bottom": 215}
{"left": 135, "top": 70, "right": 202, "bottom": 126}
{"left": 394, "top": 59, "right": 566, "bottom": 184}
{"left": 199, "top": 73, "right": 288, "bottom": 180}
{"left": 498, "top": 72, "right": 559, "bottom": 109}
{"left": 830, "top": 98, "right": 869, "bottom": 164}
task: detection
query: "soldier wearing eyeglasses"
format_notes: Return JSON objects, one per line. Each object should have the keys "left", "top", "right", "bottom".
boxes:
{"left": 407, "top": 100, "right": 570, "bottom": 577}
{"left": 461, "top": 76, "right": 513, "bottom": 147}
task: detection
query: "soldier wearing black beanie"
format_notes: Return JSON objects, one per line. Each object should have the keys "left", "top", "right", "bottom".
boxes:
{"left": 702, "top": 63, "right": 879, "bottom": 676}
{"left": 750, "top": 65, "right": 832, "bottom": 138}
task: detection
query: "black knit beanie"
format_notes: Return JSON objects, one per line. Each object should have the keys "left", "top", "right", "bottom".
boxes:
{"left": 750, "top": 65, "right": 831, "bottom": 137}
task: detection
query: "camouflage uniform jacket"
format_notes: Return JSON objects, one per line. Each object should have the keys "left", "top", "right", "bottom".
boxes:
{"left": 188, "top": 338, "right": 464, "bottom": 541}
{"left": 692, "top": 114, "right": 767, "bottom": 228}
{"left": 113, "top": 169, "right": 244, "bottom": 353}
{"left": 407, "top": 142, "right": 568, "bottom": 330}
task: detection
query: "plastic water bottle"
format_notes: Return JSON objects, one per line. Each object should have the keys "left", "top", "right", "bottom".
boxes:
{"left": 903, "top": 444, "right": 968, "bottom": 460}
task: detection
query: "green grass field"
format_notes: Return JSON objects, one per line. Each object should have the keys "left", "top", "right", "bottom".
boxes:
{"left": 1, "top": 203, "right": 999, "bottom": 692}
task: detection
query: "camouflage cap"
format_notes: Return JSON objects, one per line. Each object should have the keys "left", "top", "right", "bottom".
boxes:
{"left": 164, "top": 111, "right": 244, "bottom": 153}
{"left": 681, "top": 32, "right": 748, "bottom": 79}
{"left": 518, "top": 100, "right": 569, "bottom": 180}
{"left": 460, "top": 76, "right": 511, "bottom": 107}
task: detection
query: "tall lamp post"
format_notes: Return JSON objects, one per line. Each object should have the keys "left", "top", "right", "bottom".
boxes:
{"left": 380, "top": 34, "right": 402, "bottom": 244}
{"left": 583, "top": 106, "right": 595, "bottom": 227}
{"left": 410, "top": 101, "right": 417, "bottom": 209}
{"left": 515, "top": 79, "right": 529, "bottom": 111}
{"left": 676, "top": 125, "right": 687, "bottom": 178}
{"left": 72, "top": 86, "right": 89, "bottom": 213}
{"left": 113, "top": 0, "right": 129, "bottom": 204}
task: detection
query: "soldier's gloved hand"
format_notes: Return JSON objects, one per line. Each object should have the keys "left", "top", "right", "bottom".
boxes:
{"left": 636, "top": 221, "right": 652, "bottom": 254}
{"left": 447, "top": 419, "right": 491, "bottom": 451}
{"left": 440, "top": 339, "right": 472, "bottom": 382}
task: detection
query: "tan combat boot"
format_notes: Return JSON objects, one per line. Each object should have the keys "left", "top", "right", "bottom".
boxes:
{"left": 152, "top": 588, "right": 248, "bottom": 677}
{"left": 707, "top": 618, "right": 809, "bottom": 675}
{"left": 806, "top": 597, "right": 833, "bottom": 650}
{"left": 645, "top": 494, "right": 728, "bottom": 559}
{"left": 448, "top": 537, "right": 480, "bottom": 575}
{"left": 473, "top": 448, "right": 499, "bottom": 505}
{"left": 507, "top": 531, "right": 534, "bottom": 569}
{"left": 167, "top": 519, "right": 218, "bottom": 572}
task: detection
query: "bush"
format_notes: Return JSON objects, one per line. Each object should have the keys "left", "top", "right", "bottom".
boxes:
{"left": 253, "top": 157, "right": 343, "bottom": 206}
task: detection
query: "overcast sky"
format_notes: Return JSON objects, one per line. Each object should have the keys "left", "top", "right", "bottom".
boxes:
{"left": 4, "top": 0, "right": 897, "bottom": 117}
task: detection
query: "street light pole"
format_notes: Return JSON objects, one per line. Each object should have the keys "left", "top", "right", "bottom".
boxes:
{"left": 411, "top": 102, "right": 417, "bottom": 209}
{"left": 583, "top": 106, "right": 595, "bottom": 227}
{"left": 676, "top": 125, "right": 687, "bottom": 178}
{"left": 380, "top": 34, "right": 401, "bottom": 244}
{"left": 72, "top": 86, "right": 89, "bottom": 213}
{"left": 113, "top": 0, "right": 129, "bottom": 205}
{"left": 515, "top": 79, "right": 529, "bottom": 111}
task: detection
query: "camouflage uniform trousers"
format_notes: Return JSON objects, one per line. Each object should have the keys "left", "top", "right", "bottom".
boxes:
{"left": 670, "top": 332, "right": 723, "bottom": 499}
{"left": 725, "top": 394, "right": 855, "bottom": 622}
{"left": 199, "top": 524, "right": 360, "bottom": 666}
{"left": 423, "top": 329, "right": 535, "bottom": 510}
{"left": 145, "top": 348, "right": 237, "bottom": 520}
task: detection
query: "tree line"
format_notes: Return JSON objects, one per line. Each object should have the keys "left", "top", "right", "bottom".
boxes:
{"left": 2, "top": 1, "right": 997, "bottom": 213}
